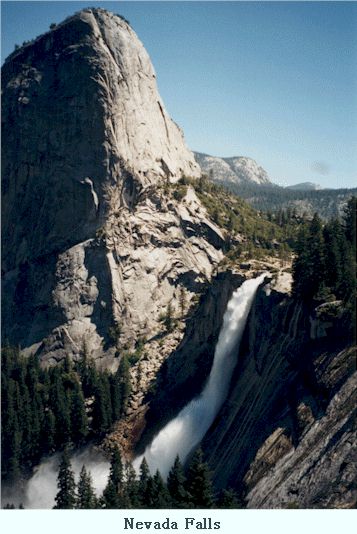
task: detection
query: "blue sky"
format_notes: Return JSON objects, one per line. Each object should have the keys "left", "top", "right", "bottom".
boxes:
{"left": 1, "top": 1, "right": 357, "bottom": 188}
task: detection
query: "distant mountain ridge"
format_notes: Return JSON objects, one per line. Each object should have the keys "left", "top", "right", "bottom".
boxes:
{"left": 194, "top": 151, "right": 356, "bottom": 219}
{"left": 219, "top": 181, "right": 357, "bottom": 220}
{"left": 194, "top": 152, "right": 272, "bottom": 186}
{"left": 286, "top": 182, "right": 321, "bottom": 191}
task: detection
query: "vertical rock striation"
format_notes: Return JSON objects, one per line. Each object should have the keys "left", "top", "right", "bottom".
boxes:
{"left": 201, "top": 274, "right": 357, "bottom": 508}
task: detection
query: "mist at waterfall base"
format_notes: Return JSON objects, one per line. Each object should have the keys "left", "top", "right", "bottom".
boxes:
{"left": 133, "top": 274, "right": 267, "bottom": 477}
{"left": 3, "top": 447, "right": 110, "bottom": 509}
{"left": 12, "top": 274, "right": 265, "bottom": 508}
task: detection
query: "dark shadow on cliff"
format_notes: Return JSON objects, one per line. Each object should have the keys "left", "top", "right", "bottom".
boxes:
{"left": 1, "top": 251, "right": 67, "bottom": 349}
{"left": 83, "top": 240, "right": 115, "bottom": 349}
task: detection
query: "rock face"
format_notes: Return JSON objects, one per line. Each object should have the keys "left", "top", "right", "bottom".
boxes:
{"left": 201, "top": 275, "right": 357, "bottom": 508}
{"left": 194, "top": 152, "right": 272, "bottom": 185}
{"left": 1, "top": 8, "right": 223, "bottom": 365}
{"left": 246, "top": 370, "right": 357, "bottom": 509}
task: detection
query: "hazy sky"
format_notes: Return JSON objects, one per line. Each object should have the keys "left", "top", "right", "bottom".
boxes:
{"left": 2, "top": 1, "right": 357, "bottom": 188}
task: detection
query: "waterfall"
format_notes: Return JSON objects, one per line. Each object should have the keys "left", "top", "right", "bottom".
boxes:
{"left": 18, "top": 274, "right": 266, "bottom": 508}
{"left": 133, "top": 273, "right": 267, "bottom": 477}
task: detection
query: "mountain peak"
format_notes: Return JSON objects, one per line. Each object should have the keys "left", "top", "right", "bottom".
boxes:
{"left": 4, "top": 8, "right": 199, "bottom": 185}
{"left": 194, "top": 152, "right": 271, "bottom": 185}
{"left": 2, "top": 9, "right": 217, "bottom": 363}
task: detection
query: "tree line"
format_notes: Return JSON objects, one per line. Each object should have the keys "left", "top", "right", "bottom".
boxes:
{"left": 221, "top": 180, "right": 357, "bottom": 220}
{"left": 292, "top": 197, "right": 356, "bottom": 338}
{"left": 1, "top": 346, "right": 131, "bottom": 481}
{"left": 54, "top": 447, "right": 242, "bottom": 509}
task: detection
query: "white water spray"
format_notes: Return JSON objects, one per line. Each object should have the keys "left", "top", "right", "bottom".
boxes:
{"left": 133, "top": 274, "right": 267, "bottom": 477}
{"left": 22, "top": 447, "right": 110, "bottom": 509}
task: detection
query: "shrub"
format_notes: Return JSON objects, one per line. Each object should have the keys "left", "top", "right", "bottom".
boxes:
{"left": 173, "top": 186, "right": 187, "bottom": 202}
{"left": 108, "top": 324, "right": 122, "bottom": 345}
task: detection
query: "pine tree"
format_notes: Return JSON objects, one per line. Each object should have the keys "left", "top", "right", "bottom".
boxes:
{"left": 101, "top": 448, "right": 124, "bottom": 508}
{"left": 76, "top": 465, "right": 97, "bottom": 509}
{"left": 17, "top": 373, "right": 32, "bottom": 462}
{"left": 338, "top": 234, "right": 356, "bottom": 340}
{"left": 167, "top": 455, "right": 188, "bottom": 508}
{"left": 279, "top": 242, "right": 290, "bottom": 267}
{"left": 29, "top": 392, "right": 42, "bottom": 463}
{"left": 323, "top": 219, "right": 343, "bottom": 295}
{"left": 212, "top": 207, "right": 221, "bottom": 226}
{"left": 292, "top": 214, "right": 325, "bottom": 300}
{"left": 70, "top": 379, "right": 88, "bottom": 443}
{"left": 2, "top": 356, "right": 17, "bottom": 479}
{"left": 140, "top": 471, "right": 172, "bottom": 509}
{"left": 149, "top": 470, "right": 171, "bottom": 508}
{"left": 54, "top": 448, "right": 76, "bottom": 509}
{"left": 43, "top": 408, "right": 56, "bottom": 453}
{"left": 50, "top": 367, "right": 71, "bottom": 447}
{"left": 2, "top": 378, "right": 22, "bottom": 480}
{"left": 101, "top": 480, "right": 120, "bottom": 508}
{"left": 22, "top": 355, "right": 44, "bottom": 463}
{"left": 138, "top": 457, "right": 151, "bottom": 506}
{"left": 109, "top": 448, "right": 124, "bottom": 490}
{"left": 1, "top": 345, "right": 18, "bottom": 377}
{"left": 63, "top": 355, "right": 73, "bottom": 374}
{"left": 343, "top": 196, "right": 356, "bottom": 246}
{"left": 305, "top": 213, "right": 325, "bottom": 299}
{"left": 7, "top": 414, "right": 22, "bottom": 481}
{"left": 79, "top": 351, "right": 98, "bottom": 397}
{"left": 92, "top": 373, "right": 112, "bottom": 434}
{"left": 337, "top": 203, "right": 356, "bottom": 312}
{"left": 217, "top": 488, "right": 242, "bottom": 508}
{"left": 124, "top": 461, "right": 140, "bottom": 508}
{"left": 142, "top": 476, "right": 155, "bottom": 508}
{"left": 186, "top": 448, "right": 214, "bottom": 508}
{"left": 164, "top": 302, "right": 174, "bottom": 332}
{"left": 117, "top": 355, "right": 131, "bottom": 416}
{"left": 197, "top": 174, "right": 207, "bottom": 193}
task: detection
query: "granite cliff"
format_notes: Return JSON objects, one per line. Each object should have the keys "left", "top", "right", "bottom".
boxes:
{"left": 2, "top": 8, "right": 223, "bottom": 366}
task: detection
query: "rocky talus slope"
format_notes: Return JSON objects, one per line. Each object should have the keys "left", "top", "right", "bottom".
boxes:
{"left": 2, "top": 8, "right": 223, "bottom": 366}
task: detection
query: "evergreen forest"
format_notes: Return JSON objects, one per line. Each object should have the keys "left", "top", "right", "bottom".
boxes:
{"left": 220, "top": 180, "right": 357, "bottom": 221}
{"left": 1, "top": 347, "right": 130, "bottom": 481}
{"left": 53, "top": 447, "right": 241, "bottom": 509}
{"left": 292, "top": 197, "right": 356, "bottom": 340}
